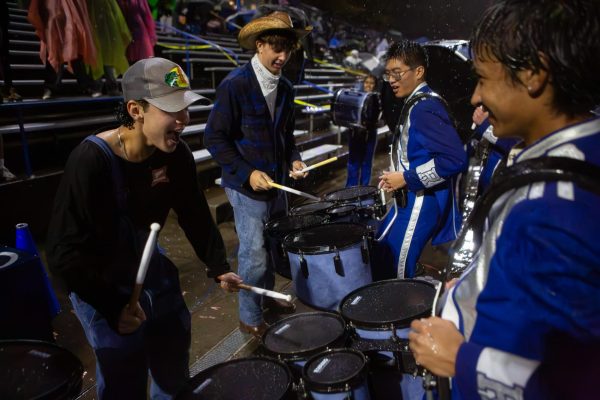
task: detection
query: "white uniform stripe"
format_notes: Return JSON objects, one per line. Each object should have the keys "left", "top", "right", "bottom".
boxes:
{"left": 397, "top": 191, "right": 424, "bottom": 278}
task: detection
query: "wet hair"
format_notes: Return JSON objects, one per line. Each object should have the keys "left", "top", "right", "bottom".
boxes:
{"left": 384, "top": 40, "right": 429, "bottom": 72}
{"left": 471, "top": 0, "right": 600, "bottom": 117}
{"left": 114, "top": 99, "right": 149, "bottom": 129}
{"left": 257, "top": 30, "right": 301, "bottom": 53}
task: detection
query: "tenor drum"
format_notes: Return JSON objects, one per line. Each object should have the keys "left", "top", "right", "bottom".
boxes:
{"left": 332, "top": 89, "right": 381, "bottom": 129}
{"left": 265, "top": 214, "right": 329, "bottom": 279}
{"left": 283, "top": 223, "right": 372, "bottom": 311}
{"left": 324, "top": 186, "right": 385, "bottom": 225}
{"left": 302, "top": 349, "right": 370, "bottom": 400}
{"left": 261, "top": 312, "right": 347, "bottom": 377}
{"left": 339, "top": 279, "right": 437, "bottom": 400}
{"left": 180, "top": 357, "right": 294, "bottom": 399}
{"left": 0, "top": 340, "right": 83, "bottom": 400}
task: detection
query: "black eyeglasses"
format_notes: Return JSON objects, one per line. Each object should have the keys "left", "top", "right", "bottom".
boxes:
{"left": 382, "top": 68, "right": 414, "bottom": 82}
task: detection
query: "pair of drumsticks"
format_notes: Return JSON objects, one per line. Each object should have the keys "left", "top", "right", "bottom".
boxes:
{"left": 128, "top": 224, "right": 292, "bottom": 309}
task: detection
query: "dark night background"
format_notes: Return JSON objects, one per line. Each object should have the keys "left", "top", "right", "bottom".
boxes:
{"left": 302, "top": 0, "right": 494, "bottom": 39}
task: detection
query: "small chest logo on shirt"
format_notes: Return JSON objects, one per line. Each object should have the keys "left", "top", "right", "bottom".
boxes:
{"left": 151, "top": 166, "right": 169, "bottom": 187}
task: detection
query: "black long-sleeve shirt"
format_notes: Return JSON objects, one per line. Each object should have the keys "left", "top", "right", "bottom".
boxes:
{"left": 46, "top": 138, "right": 230, "bottom": 326}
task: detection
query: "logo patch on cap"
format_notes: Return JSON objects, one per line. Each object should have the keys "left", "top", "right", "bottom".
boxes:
{"left": 164, "top": 66, "right": 189, "bottom": 88}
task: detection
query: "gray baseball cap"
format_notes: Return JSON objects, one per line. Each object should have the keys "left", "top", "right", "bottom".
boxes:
{"left": 122, "top": 57, "right": 209, "bottom": 112}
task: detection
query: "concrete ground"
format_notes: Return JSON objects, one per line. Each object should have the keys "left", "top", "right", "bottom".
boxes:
{"left": 46, "top": 143, "right": 450, "bottom": 398}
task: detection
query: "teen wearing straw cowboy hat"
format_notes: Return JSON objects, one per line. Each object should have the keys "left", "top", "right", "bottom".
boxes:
{"left": 205, "top": 11, "right": 311, "bottom": 338}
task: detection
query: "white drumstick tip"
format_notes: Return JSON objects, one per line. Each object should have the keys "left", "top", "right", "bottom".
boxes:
{"left": 150, "top": 223, "right": 161, "bottom": 232}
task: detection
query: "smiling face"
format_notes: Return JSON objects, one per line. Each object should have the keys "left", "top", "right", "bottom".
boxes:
{"left": 470, "top": 51, "right": 534, "bottom": 140}
{"left": 363, "top": 76, "right": 376, "bottom": 93}
{"left": 384, "top": 58, "right": 423, "bottom": 99}
{"left": 256, "top": 40, "right": 291, "bottom": 75}
{"left": 139, "top": 103, "right": 190, "bottom": 153}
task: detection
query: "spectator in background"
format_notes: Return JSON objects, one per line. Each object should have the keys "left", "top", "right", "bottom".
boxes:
{"left": 27, "top": 0, "right": 99, "bottom": 99}
{"left": 1, "top": 0, "right": 22, "bottom": 102}
{"left": 346, "top": 74, "right": 380, "bottom": 187}
{"left": 86, "top": 0, "right": 131, "bottom": 97}
{"left": 117, "top": 0, "right": 157, "bottom": 63}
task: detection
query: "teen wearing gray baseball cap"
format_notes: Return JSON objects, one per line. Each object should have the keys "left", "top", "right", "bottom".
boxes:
{"left": 46, "top": 57, "right": 242, "bottom": 399}
{"left": 122, "top": 57, "right": 209, "bottom": 112}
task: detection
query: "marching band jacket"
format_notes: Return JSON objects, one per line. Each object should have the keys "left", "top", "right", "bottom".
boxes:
{"left": 443, "top": 117, "right": 600, "bottom": 399}
{"left": 394, "top": 83, "right": 467, "bottom": 244}
{"left": 204, "top": 62, "right": 301, "bottom": 201}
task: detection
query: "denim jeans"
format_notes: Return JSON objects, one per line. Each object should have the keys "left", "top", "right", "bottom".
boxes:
{"left": 225, "top": 187, "right": 286, "bottom": 326}
{"left": 346, "top": 127, "right": 377, "bottom": 187}
{"left": 69, "top": 292, "right": 191, "bottom": 400}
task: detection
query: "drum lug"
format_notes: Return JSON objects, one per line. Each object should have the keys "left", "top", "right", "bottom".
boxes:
{"left": 280, "top": 243, "right": 287, "bottom": 259}
{"left": 333, "top": 248, "right": 345, "bottom": 277}
{"left": 361, "top": 236, "right": 369, "bottom": 264}
{"left": 299, "top": 253, "right": 309, "bottom": 279}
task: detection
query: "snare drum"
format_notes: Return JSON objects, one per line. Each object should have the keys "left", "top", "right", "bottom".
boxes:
{"left": 339, "top": 279, "right": 437, "bottom": 400}
{"left": 261, "top": 312, "right": 347, "bottom": 377}
{"left": 180, "top": 357, "right": 294, "bottom": 400}
{"left": 302, "top": 349, "right": 370, "bottom": 400}
{"left": 283, "top": 223, "right": 372, "bottom": 311}
{"left": 324, "top": 186, "right": 385, "bottom": 222}
{"left": 0, "top": 340, "right": 83, "bottom": 400}
{"left": 332, "top": 89, "right": 381, "bottom": 129}
{"left": 289, "top": 201, "right": 336, "bottom": 216}
{"left": 265, "top": 214, "right": 329, "bottom": 279}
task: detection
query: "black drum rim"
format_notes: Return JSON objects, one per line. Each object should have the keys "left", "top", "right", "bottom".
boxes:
{"left": 302, "top": 348, "right": 368, "bottom": 393}
{"left": 264, "top": 214, "right": 329, "bottom": 238}
{"left": 282, "top": 222, "right": 369, "bottom": 254}
{"left": 260, "top": 312, "right": 347, "bottom": 361}
{"left": 182, "top": 356, "right": 293, "bottom": 400}
{"left": 338, "top": 279, "right": 436, "bottom": 329}
{"left": 0, "top": 339, "right": 83, "bottom": 400}
{"left": 289, "top": 201, "right": 336, "bottom": 216}
{"left": 323, "top": 185, "right": 379, "bottom": 203}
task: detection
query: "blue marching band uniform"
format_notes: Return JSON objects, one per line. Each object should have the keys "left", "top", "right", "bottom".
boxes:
{"left": 442, "top": 117, "right": 600, "bottom": 399}
{"left": 377, "top": 83, "right": 467, "bottom": 278}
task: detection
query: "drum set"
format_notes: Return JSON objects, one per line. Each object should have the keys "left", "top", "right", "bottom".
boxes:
{"left": 180, "top": 278, "right": 439, "bottom": 400}
{"left": 180, "top": 184, "right": 444, "bottom": 399}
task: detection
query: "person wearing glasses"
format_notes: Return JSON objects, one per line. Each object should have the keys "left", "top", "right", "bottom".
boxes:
{"left": 377, "top": 40, "right": 467, "bottom": 278}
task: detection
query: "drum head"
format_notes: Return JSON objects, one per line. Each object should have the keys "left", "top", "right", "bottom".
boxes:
{"left": 283, "top": 223, "right": 368, "bottom": 254}
{"left": 324, "top": 186, "right": 377, "bottom": 203}
{"left": 265, "top": 214, "right": 328, "bottom": 238}
{"left": 340, "top": 279, "right": 436, "bottom": 328}
{"left": 181, "top": 358, "right": 291, "bottom": 400}
{"left": 290, "top": 201, "right": 336, "bottom": 216}
{"left": 0, "top": 340, "right": 83, "bottom": 399}
{"left": 303, "top": 349, "right": 367, "bottom": 393}
{"left": 262, "top": 312, "right": 346, "bottom": 359}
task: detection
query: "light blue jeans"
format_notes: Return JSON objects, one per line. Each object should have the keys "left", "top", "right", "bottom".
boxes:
{"left": 69, "top": 292, "right": 190, "bottom": 400}
{"left": 225, "top": 188, "right": 286, "bottom": 326}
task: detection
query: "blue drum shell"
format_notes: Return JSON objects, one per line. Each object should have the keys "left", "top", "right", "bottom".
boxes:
{"left": 302, "top": 348, "right": 370, "bottom": 400}
{"left": 284, "top": 223, "right": 372, "bottom": 311}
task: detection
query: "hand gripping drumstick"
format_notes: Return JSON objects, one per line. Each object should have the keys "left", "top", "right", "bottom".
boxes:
{"left": 298, "top": 156, "right": 338, "bottom": 173}
{"left": 128, "top": 223, "right": 161, "bottom": 309}
{"left": 235, "top": 283, "right": 293, "bottom": 303}
{"left": 268, "top": 181, "right": 321, "bottom": 201}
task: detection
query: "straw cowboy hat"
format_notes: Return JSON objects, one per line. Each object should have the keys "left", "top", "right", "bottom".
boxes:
{"left": 238, "top": 11, "right": 312, "bottom": 50}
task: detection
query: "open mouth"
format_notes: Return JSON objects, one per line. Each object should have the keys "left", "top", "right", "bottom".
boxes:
{"left": 167, "top": 131, "right": 181, "bottom": 146}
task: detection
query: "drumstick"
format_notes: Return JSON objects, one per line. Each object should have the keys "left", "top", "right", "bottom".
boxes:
{"left": 298, "top": 156, "right": 338, "bottom": 173}
{"left": 236, "top": 283, "right": 293, "bottom": 303}
{"left": 268, "top": 181, "right": 321, "bottom": 201}
{"left": 128, "top": 223, "right": 161, "bottom": 309}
